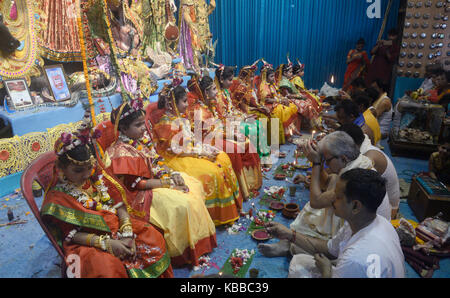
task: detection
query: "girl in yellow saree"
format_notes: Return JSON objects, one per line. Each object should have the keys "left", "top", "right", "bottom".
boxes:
{"left": 153, "top": 82, "right": 243, "bottom": 226}
{"left": 104, "top": 99, "right": 217, "bottom": 267}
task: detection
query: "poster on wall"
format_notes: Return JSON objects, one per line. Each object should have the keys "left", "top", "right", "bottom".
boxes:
{"left": 4, "top": 79, "right": 34, "bottom": 109}
{"left": 44, "top": 65, "right": 72, "bottom": 102}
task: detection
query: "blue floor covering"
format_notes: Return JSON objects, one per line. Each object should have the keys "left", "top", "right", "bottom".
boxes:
{"left": 0, "top": 139, "right": 448, "bottom": 278}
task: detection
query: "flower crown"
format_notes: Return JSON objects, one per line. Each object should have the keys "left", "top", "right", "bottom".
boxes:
{"left": 55, "top": 111, "right": 102, "bottom": 164}
{"left": 261, "top": 58, "right": 274, "bottom": 71}
{"left": 119, "top": 97, "right": 144, "bottom": 121}
{"left": 160, "top": 76, "right": 185, "bottom": 117}
{"left": 239, "top": 59, "right": 260, "bottom": 78}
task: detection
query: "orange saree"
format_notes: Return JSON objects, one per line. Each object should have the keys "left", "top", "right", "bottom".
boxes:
{"left": 41, "top": 169, "right": 173, "bottom": 278}
{"left": 186, "top": 101, "right": 262, "bottom": 199}
{"left": 105, "top": 139, "right": 217, "bottom": 266}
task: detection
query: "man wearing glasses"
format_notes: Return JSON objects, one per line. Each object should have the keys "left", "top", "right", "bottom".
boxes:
{"left": 258, "top": 131, "right": 391, "bottom": 259}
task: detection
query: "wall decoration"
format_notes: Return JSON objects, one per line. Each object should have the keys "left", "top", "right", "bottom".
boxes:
{"left": 398, "top": 1, "right": 449, "bottom": 77}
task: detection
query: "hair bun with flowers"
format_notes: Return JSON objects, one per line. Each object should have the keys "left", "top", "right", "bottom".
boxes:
{"left": 118, "top": 96, "right": 144, "bottom": 121}
{"left": 55, "top": 111, "right": 102, "bottom": 157}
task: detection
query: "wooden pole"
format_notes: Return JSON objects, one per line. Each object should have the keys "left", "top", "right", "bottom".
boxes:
{"left": 371, "top": 0, "right": 394, "bottom": 63}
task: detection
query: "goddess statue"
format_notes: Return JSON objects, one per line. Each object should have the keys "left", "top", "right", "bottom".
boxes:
{"left": 0, "top": 0, "right": 44, "bottom": 88}
{"left": 179, "top": 0, "right": 215, "bottom": 71}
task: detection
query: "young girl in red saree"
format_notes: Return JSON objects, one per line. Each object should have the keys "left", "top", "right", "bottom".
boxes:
{"left": 104, "top": 100, "right": 217, "bottom": 266}
{"left": 42, "top": 119, "right": 173, "bottom": 278}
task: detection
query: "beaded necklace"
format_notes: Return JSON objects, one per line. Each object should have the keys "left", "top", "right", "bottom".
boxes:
{"left": 222, "top": 89, "right": 234, "bottom": 116}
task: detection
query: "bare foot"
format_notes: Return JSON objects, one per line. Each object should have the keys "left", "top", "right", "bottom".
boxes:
{"left": 258, "top": 240, "right": 290, "bottom": 257}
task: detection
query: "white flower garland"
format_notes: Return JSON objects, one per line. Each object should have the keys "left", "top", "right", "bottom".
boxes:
{"left": 57, "top": 175, "right": 117, "bottom": 214}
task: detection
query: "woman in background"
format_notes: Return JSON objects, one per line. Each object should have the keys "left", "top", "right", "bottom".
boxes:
{"left": 343, "top": 38, "right": 370, "bottom": 92}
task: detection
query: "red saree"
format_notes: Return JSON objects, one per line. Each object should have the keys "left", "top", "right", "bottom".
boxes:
{"left": 343, "top": 49, "right": 370, "bottom": 91}
{"left": 41, "top": 169, "right": 173, "bottom": 278}
{"left": 186, "top": 101, "right": 262, "bottom": 199}
{"left": 105, "top": 140, "right": 217, "bottom": 266}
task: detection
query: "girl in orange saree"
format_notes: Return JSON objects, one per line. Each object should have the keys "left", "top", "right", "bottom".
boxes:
{"left": 104, "top": 100, "right": 217, "bottom": 266}
{"left": 188, "top": 76, "right": 263, "bottom": 200}
{"left": 257, "top": 62, "right": 299, "bottom": 144}
{"left": 277, "top": 63, "right": 320, "bottom": 131}
{"left": 229, "top": 63, "right": 272, "bottom": 162}
{"left": 42, "top": 125, "right": 173, "bottom": 278}
{"left": 153, "top": 83, "right": 243, "bottom": 225}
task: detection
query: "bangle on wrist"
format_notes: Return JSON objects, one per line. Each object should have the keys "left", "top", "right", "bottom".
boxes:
{"left": 65, "top": 229, "right": 78, "bottom": 243}
{"left": 86, "top": 233, "right": 95, "bottom": 246}
{"left": 106, "top": 238, "right": 114, "bottom": 255}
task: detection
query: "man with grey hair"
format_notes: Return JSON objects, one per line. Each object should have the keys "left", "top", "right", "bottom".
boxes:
{"left": 258, "top": 131, "right": 391, "bottom": 258}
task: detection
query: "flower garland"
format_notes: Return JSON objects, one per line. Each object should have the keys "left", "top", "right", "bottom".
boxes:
{"left": 118, "top": 133, "right": 170, "bottom": 179}
{"left": 76, "top": 2, "right": 97, "bottom": 128}
{"left": 57, "top": 173, "right": 117, "bottom": 214}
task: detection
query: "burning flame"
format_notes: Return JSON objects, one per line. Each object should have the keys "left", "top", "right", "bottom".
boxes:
{"left": 330, "top": 75, "right": 335, "bottom": 84}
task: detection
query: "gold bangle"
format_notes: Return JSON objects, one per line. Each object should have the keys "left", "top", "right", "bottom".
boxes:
{"left": 106, "top": 238, "right": 114, "bottom": 255}
{"left": 119, "top": 217, "right": 132, "bottom": 227}
{"left": 120, "top": 223, "right": 133, "bottom": 233}
{"left": 86, "top": 234, "right": 95, "bottom": 246}
{"left": 94, "top": 236, "right": 101, "bottom": 249}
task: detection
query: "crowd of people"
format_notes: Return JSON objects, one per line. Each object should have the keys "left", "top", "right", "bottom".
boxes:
{"left": 37, "top": 51, "right": 450, "bottom": 278}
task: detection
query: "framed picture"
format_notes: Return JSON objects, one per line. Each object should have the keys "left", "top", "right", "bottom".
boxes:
{"left": 44, "top": 64, "right": 71, "bottom": 102}
{"left": 4, "top": 79, "right": 34, "bottom": 109}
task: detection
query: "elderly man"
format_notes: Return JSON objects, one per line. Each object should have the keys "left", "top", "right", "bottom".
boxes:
{"left": 338, "top": 124, "right": 400, "bottom": 219}
{"left": 258, "top": 131, "right": 391, "bottom": 257}
{"left": 265, "top": 169, "right": 405, "bottom": 278}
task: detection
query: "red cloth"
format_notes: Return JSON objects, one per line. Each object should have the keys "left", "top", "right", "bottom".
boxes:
{"left": 343, "top": 50, "right": 370, "bottom": 90}
{"left": 366, "top": 42, "right": 400, "bottom": 87}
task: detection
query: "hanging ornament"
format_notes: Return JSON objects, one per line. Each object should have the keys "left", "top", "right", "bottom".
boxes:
{"left": 10, "top": 1, "right": 17, "bottom": 21}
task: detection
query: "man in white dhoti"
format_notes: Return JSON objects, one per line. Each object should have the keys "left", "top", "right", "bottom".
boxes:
{"left": 338, "top": 124, "right": 401, "bottom": 219}
{"left": 264, "top": 169, "right": 405, "bottom": 278}
{"left": 258, "top": 131, "right": 391, "bottom": 257}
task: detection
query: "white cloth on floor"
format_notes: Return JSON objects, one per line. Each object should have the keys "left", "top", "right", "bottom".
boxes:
{"left": 327, "top": 215, "right": 405, "bottom": 278}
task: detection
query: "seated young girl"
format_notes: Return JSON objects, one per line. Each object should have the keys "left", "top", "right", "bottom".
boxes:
{"left": 257, "top": 61, "right": 299, "bottom": 144}
{"left": 104, "top": 100, "right": 217, "bottom": 266}
{"left": 229, "top": 63, "right": 272, "bottom": 161}
{"left": 189, "top": 75, "right": 263, "bottom": 200}
{"left": 42, "top": 122, "right": 173, "bottom": 278}
{"left": 277, "top": 63, "right": 320, "bottom": 131}
{"left": 152, "top": 82, "right": 244, "bottom": 225}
